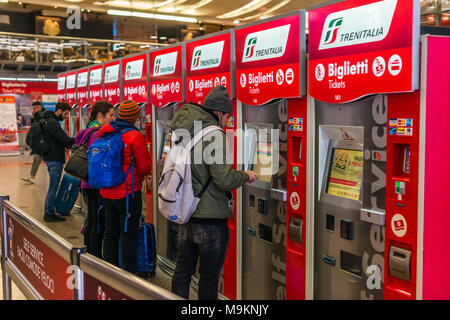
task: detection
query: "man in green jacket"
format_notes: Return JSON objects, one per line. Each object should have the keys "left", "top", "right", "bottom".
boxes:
{"left": 171, "top": 85, "right": 257, "bottom": 300}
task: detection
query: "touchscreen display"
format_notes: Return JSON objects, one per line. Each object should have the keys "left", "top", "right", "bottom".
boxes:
{"left": 252, "top": 141, "right": 273, "bottom": 183}
{"left": 326, "top": 148, "right": 363, "bottom": 200}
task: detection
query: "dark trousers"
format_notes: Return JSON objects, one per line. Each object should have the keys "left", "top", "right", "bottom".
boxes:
{"left": 81, "top": 189, "right": 105, "bottom": 259}
{"left": 44, "top": 161, "right": 63, "bottom": 215}
{"left": 102, "top": 191, "right": 142, "bottom": 273}
{"left": 171, "top": 222, "right": 229, "bottom": 300}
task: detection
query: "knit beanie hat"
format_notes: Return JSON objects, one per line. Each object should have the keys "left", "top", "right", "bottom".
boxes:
{"left": 118, "top": 100, "right": 140, "bottom": 123}
{"left": 203, "top": 85, "right": 233, "bottom": 114}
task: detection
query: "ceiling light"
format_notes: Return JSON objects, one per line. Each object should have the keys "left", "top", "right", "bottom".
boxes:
{"left": 107, "top": 9, "right": 197, "bottom": 23}
{"left": 107, "top": 9, "right": 132, "bottom": 16}
{"left": 233, "top": 19, "right": 239, "bottom": 24}
{"left": 242, "top": 0, "right": 290, "bottom": 21}
{"left": 0, "top": 0, "right": 8, "bottom": 3}
{"left": 159, "top": 36, "right": 167, "bottom": 40}
{"left": 217, "top": 0, "right": 272, "bottom": 19}
{"left": 150, "top": 35, "right": 158, "bottom": 39}
{"left": 65, "top": 0, "right": 84, "bottom": 2}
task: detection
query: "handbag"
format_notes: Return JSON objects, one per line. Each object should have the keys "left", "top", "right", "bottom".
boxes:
{"left": 64, "top": 128, "right": 99, "bottom": 181}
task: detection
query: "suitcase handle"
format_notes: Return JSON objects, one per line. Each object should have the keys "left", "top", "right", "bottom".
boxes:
{"left": 62, "top": 191, "right": 69, "bottom": 202}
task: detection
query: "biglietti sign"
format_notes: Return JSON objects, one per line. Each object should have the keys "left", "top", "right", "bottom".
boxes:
{"left": 122, "top": 54, "right": 148, "bottom": 103}
{"left": 89, "top": 65, "right": 103, "bottom": 105}
{"left": 103, "top": 61, "right": 121, "bottom": 105}
{"left": 186, "top": 31, "right": 234, "bottom": 105}
{"left": 65, "top": 72, "right": 77, "bottom": 105}
{"left": 77, "top": 69, "right": 89, "bottom": 106}
{"left": 57, "top": 75, "right": 65, "bottom": 102}
{"left": 150, "top": 43, "right": 185, "bottom": 108}
{"left": 235, "top": 12, "right": 306, "bottom": 105}
{"left": 308, "top": 0, "right": 420, "bottom": 103}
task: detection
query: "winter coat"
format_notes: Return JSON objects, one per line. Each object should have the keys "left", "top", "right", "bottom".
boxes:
{"left": 75, "top": 126, "right": 100, "bottom": 189}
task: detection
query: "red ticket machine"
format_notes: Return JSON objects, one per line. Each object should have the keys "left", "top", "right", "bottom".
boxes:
{"left": 103, "top": 59, "right": 122, "bottom": 116}
{"left": 76, "top": 68, "right": 89, "bottom": 130}
{"left": 149, "top": 43, "right": 185, "bottom": 274}
{"left": 88, "top": 64, "right": 104, "bottom": 119}
{"left": 234, "top": 11, "right": 307, "bottom": 300}
{"left": 305, "top": 0, "right": 450, "bottom": 300}
{"left": 65, "top": 71, "right": 77, "bottom": 137}
{"left": 57, "top": 73, "right": 66, "bottom": 102}
{"left": 185, "top": 29, "right": 237, "bottom": 299}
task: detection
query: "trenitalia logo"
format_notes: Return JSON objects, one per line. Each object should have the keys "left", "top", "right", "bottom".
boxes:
{"left": 77, "top": 72, "right": 88, "bottom": 88}
{"left": 66, "top": 74, "right": 76, "bottom": 89}
{"left": 104, "top": 65, "right": 119, "bottom": 83}
{"left": 319, "top": 0, "right": 397, "bottom": 50}
{"left": 242, "top": 24, "right": 290, "bottom": 63}
{"left": 153, "top": 51, "right": 177, "bottom": 76}
{"left": 324, "top": 18, "right": 343, "bottom": 44}
{"left": 89, "top": 69, "right": 102, "bottom": 86}
{"left": 124, "top": 59, "right": 144, "bottom": 80}
{"left": 190, "top": 40, "right": 224, "bottom": 71}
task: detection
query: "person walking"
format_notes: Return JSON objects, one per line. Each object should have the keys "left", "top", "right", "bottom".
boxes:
{"left": 40, "top": 102, "right": 75, "bottom": 222}
{"left": 99, "top": 100, "right": 151, "bottom": 273}
{"left": 22, "top": 101, "right": 45, "bottom": 184}
{"left": 75, "top": 101, "right": 114, "bottom": 258}
{"left": 170, "top": 85, "right": 257, "bottom": 300}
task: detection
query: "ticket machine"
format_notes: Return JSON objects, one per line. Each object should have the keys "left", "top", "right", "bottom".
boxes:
{"left": 121, "top": 52, "right": 150, "bottom": 136}
{"left": 235, "top": 11, "right": 307, "bottom": 300}
{"left": 88, "top": 64, "right": 104, "bottom": 119}
{"left": 103, "top": 59, "right": 122, "bottom": 117}
{"left": 57, "top": 73, "right": 67, "bottom": 131}
{"left": 185, "top": 29, "right": 237, "bottom": 299}
{"left": 65, "top": 71, "right": 77, "bottom": 137}
{"left": 148, "top": 43, "right": 185, "bottom": 274}
{"left": 303, "top": 0, "right": 450, "bottom": 300}
{"left": 76, "top": 68, "right": 89, "bottom": 130}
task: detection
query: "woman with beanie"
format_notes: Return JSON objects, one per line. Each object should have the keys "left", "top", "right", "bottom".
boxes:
{"left": 98, "top": 100, "right": 151, "bottom": 275}
{"left": 75, "top": 101, "right": 114, "bottom": 258}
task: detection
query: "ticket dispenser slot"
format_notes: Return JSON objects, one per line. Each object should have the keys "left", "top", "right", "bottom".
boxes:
{"left": 289, "top": 216, "right": 303, "bottom": 244}
{"left": 389, "top": 246, "right": 411, "bottom": 282}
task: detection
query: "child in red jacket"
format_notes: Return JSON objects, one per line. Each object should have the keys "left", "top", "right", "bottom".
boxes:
{"left": 99, "top": 100, "right": 151, "bottom": 274}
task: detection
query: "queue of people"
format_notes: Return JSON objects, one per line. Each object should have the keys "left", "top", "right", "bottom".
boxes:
{"left": 24, "top": 86, "right": 256, "bottom": 299}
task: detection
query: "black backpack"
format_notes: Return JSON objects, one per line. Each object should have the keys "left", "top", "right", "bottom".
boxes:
{"left": 26, "top": 118, "right": 51, "bottom": 155}
{"left": 64, "top": 128, "right": 99, "bottom": 181}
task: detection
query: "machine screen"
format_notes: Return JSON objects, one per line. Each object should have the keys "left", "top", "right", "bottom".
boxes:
{"left": 326, "top": 148, "right": 363, "bottom": 200}
{"left": 160, "top": 132, "right": 172, "bottom": 161}
{"left": 252, "top": 141, "right": 273, "bottom": 183}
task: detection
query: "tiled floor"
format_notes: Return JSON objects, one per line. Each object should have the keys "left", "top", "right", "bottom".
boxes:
{"left": 0, "top": 152, "right": 192, "bottom": 300}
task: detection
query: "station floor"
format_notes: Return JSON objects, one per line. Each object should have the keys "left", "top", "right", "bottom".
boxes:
{"left": 0, "top": 152, "right": 197, "bottom": 300}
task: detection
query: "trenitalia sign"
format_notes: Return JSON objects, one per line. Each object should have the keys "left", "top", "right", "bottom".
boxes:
{"left": 89, "top": 65, "right": 103, "bottom": 105}
{"left": 77, "top": 69, "right": 89, "bottom": 106}
{"left": 235, "top": 12, "right": 306, "bottom": 105}
{"left": 186, "top": 31, "right": 234, "bottom": 105}
{"left": 57, "top": 75, "right": 65, "bottom": 102}
{"left": 122, "top": 53, "right": 149, "bottom": 103}
{"left": 149, "top": 43, "right": 185, "bottom": 108}
{"left": 103, "top": 60, "right": 121, "bottom": 105}
{"left": 309, "top": 0, "right": 420, "bottom": 103}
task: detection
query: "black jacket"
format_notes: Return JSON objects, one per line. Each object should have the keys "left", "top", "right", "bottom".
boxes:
{"left": 40, "top": 110, "right": 75, "bottom": 163}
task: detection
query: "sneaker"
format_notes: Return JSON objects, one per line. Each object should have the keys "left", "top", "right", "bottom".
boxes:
{"left": 44, "top": 213, "right": 66, "bottom": 222}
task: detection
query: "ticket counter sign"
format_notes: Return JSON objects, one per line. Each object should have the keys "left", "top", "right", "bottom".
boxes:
{"left": 308, "top": 0, "right": 420, "bottom": 103}
{"left": 121, "top": 53, "right": 149, "bottom": 103}
{"left": 235, "top": 11, "right": 306, "bottom": 105}
{"left": 89, "top": 65, "right": 103, "bottom": 106}
{"left": 76, "top": 69, "right": 89, "bottom": 107}
{"left": 149, "top": 44, "right": 185, "bottom": 108}
{"left": 186, "top": 31, "right": 234, "bottom": 105}
{"left": 57, "top": 74, "right": 66, "bottom": 102}
{"left": 65, "top": 72, "right": 77, "bottom": 106}
{"left": 5, "top": 214, "right": 73, "bottom": 300}
{"left": 103, "top": 60, "right": 121, "bottom": 106}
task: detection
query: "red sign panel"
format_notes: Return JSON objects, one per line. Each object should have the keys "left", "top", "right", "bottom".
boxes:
{"left": 89, "top": 65, "right": 103, "bottom": 106}
{"left": 0, "top": 81, "right": 57, "bottom": 95}
{"left": 149, "top": 44, "right": 184, "bottom": 108}
{"left": 83, "top": 273, "right": 131, "bottom": 300}
{"left": 308, "top": 0, "right": 420, "bottom": 103}
{"left": 235, "top": 12, "right": 306, "bottom": 105}
{"left": 57, "top": 74, "right": 66, "bottom": 102}
{"left": 65, "top": 71, "right": 77, "bottom": 106}
{"left": 6, "top": 214, "right": 73, "bottom": 300}
{"left": 76, "top": 68, "right": 89, "bottom": 107}
{"left": 103, "top": 60, "right": 121, "bottom": 106}
{"left": 186, "top": 31, "right": 233, "bottom": 105}
{"left": 121, "top": 53, "right": 148, "bottom": 103}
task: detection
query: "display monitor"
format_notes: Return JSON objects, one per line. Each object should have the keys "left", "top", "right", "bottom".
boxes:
{"left": 325, "top": 148, "right": 363, "bottom": 200}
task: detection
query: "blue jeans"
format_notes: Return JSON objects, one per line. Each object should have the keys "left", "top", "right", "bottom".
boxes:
{"left": 171, "top": 222, "right": 229, "bottom": 300}
{"left": 44, "top": 161, "right": 64, "bottom": 215}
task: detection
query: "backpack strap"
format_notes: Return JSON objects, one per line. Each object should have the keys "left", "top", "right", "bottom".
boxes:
{"left": 82, "top": 128, "right": 100, "bottom": 148}
{"left": 186, "top": 125, "right": 223, "bottom": 151}
{"left": 196, "top": 176, "right": 212, "bottom": 198}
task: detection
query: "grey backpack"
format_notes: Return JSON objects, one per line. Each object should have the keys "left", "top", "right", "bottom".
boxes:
{"left": 157, "top": 125, "right": 222, "bottom": 224}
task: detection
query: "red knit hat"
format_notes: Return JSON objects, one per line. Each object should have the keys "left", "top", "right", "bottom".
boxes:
{"left": 118, "top": 100, "right": 140, "bottom": 123}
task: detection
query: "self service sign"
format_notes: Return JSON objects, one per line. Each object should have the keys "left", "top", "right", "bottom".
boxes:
{"left": 308, "top": 0, "right": 420, "bottom": 103}
{"left": 235, "top": 11, "right": 306, "bottom": 105}
{"left": 186, "top": 30, "right": 234, "bottom": 105}
{"left": 149, "top": 43, "right": 185, "bottom": 108}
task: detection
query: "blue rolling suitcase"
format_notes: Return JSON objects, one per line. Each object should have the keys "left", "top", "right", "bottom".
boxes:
{"left": 55, "top": 174, "right": 81, "bottom": 216}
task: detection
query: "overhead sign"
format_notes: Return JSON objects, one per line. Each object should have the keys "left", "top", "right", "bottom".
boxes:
{"left": 308, "top": 0, "right": 420, "bottom": 103}
{"left": 103, "top": 60, "right": 121, "bottom": 106}
{"left": 149, "top": 43, "right": 185, "bottom": 108}
{"left": 122, "top": 53, "right": 148, "bottom": 103}
{"left": 186, "top": 30, "right": 234, "bottom": 105}
{"left": 77, "top": 69, "right": 89, "bottom": 107}
{"left": 235, "top": 12, "right": 306, "bottom": 105}
{"left": 65, "top": 72, "right": 77, "bottom": 105}
{"left": 89, "top": 65, "right": 103, "bottom": 106}
{"left": 57, "top": 75, "right": 65, "bottom": 91}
